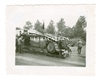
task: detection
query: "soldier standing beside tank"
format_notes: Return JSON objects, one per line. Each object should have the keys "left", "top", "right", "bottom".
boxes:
{"left": 16, "top": 35, "right": 18, "bottom": 53}
{"left": 18, "top": 36, "right": 24, "bottom": 53}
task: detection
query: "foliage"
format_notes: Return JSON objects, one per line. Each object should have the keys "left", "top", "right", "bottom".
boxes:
{"left": 60, "top": 26, "right": 74, "bottom": 38}
{"left": 21, "top": 16, "right": 86, "bottom": 44}
{"left": 69, "top": 38, "right": 86, "bottom": 47}
{"left": 23, "top": 21, "right": 33, "bottom": 30}
{"left": 34, "top": 20, "right": 45, "bottom": 34}
{"left": 46, "top": 20, "right": 55, "bottom": 35}
{"left": 73, "top": 16, "right": 87, "bottom": 41}
{"left": 57, "top": 18, "right": 66, "bottom": 32}
{"left": 42, "top": 21, "right": 45, "bottom": 30}
{"left": 56, "top": 18, "right": 74, "bottom": 38}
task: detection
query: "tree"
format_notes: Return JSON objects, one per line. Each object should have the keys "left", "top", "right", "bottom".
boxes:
{"left": 59, "top": 26, "right": 74, "bottom": 38}
{"left": 34, "top": 20, "right": 45, "bottom": 34}
{"left": 57, "top": 18, "right": 66, "bottom": 32}
{"left": 73, "top": 16, "right": 87, "bottom": 40}
{"left": 65, "top": 27, "right": 74, "bottom": 38}
{"left": 41, "top": 21, "right": 45, "bottom": 30}
{"left": 46, "top": 20, "right": 55, "bottom": 35}
{"left": 23, "top": 21, "right": 33, "bottom": 30}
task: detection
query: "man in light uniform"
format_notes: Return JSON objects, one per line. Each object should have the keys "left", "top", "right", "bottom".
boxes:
{"left": 77, "top": 39, "right": 83, "bottom": 54}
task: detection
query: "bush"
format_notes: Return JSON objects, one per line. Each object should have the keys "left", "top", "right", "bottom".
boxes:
{"left": 69, "top": 38, "right": 78, "bottom": 47}
{"left": 69, "top": 38, "right": 86, "bottom": 47}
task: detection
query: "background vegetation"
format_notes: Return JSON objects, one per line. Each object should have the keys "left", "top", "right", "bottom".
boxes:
{"left": 16, "top": 16, "right": 87, "bottom": 46}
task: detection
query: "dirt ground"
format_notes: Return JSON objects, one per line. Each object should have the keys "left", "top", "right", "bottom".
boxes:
{"left": 15, "top": 46, "right": 86, "bottom": 66}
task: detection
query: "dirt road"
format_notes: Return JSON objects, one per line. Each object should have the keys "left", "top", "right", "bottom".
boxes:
{"left": 15, "top": 51, "right": 86, "bottom": 67}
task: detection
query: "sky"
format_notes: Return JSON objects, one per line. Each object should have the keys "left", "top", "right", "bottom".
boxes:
{"left": 6, "top": 5, "right": 90, "bottom": 31}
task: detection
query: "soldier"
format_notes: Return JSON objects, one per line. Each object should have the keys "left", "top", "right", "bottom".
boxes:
{"left": 58, "top": 37, "right": 69, "bottom": 57}
{"left": 18, "top": 36, "right": 24, "bottom": 53}
{"left": 77, "top": 39, "right": 83, "bottom": 54}
{"left": 58, "top": 38, "right": 63, "bottom": 58}
{"left": 16, "top": 35, "right": 18, "bottom": 53}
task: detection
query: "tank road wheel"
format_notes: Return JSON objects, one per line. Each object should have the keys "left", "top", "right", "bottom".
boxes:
{"left": 47, "top": 42, "right": 55, "bottom": 53}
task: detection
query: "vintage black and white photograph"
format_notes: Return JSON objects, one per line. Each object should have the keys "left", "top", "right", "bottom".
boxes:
{"left": 6, "top": 4, "right": 96, "bottom": 75}
{"left": 6, "top": 5, "right": 96, "bottom": 71}
{"left": 8, "top": 5, "right": 87, "bottom": 67}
